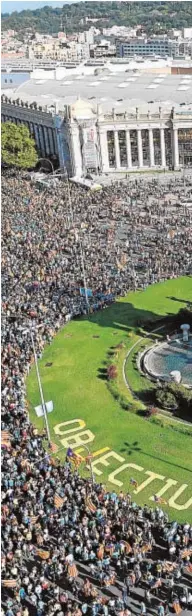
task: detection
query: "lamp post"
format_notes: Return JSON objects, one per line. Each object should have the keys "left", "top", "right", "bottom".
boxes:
{"left": 81, "top": 443, "right": 95, "bottom": 487}
{"left": 22, "top": 322, "right": 51, "bottom": 446}
{"left": 2, "top": 313, "right": 52, "bottom": 446}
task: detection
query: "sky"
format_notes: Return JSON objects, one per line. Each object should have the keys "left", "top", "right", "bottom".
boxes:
{"left": 1, "top": 0, "right": 81, "bottom": 13}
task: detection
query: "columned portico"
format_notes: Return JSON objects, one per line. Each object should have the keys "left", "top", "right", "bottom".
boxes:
{"left": 114, "top": 130, "right": 121, "bottom": 169}
{"left": 2, "top": 98, "right": 192, "bottom": 177}
{"left": 69, "top": 123, "right": 82, "bottom": 176}
{"left": 149, "top": 129, "right": 155, "bottom": 167}
{"left": 98, "top": 128, "right": 109, "bottom": 172}
{"left": 173, "top": 127, "right": 179, "bottom": 169}
{"left": 160, "top": 128, "right": 166, "bottom": 168}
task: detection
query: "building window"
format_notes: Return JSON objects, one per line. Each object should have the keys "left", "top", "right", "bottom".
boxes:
{"left": 178, "top": 128, "right": 192, "bottom": 167}
{"left": 141, "top": 129, "right": 150, "bottom": 166}
{"left": 153, "top": 129, "right": 161, "bottom": 165}
{"left": 164, "top": 128, "right": 172, "bottom": 168}
{"left": 107, "top": 130, "right": 115, "bottom": 167}
{"left": 118, "top": 130, "right": 127, "bottom": 167}
{"left": 130, "top": 130, "right": 138, "bottom": 166}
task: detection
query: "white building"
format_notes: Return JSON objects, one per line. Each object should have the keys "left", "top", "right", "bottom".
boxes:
{"left": 2, "top": 66, "right": 192, "bottom": 176}
{"left": 183, "top": 28, "right": 192, "bottom": 39}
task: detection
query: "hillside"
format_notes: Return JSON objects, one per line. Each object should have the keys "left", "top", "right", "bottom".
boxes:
{"left": 2, "top": 1, "right": 192, "bottom": 36}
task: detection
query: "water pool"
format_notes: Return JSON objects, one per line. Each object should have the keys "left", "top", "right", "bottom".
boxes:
{"left": 144, "top": 338, "right": 192, "bottom": 386}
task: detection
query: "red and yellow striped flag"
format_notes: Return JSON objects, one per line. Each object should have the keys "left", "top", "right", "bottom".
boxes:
{"left": 30, "top": 515, "right": 39, "bottom": 525}
{"left": 50, "top": 442, "right": 59, "bottom": 453}
{"left": 121, "top": 540, "right": 132, "bottom": 554}
{"left": 1, "top": 430, "right": 11, "bottom": 446}
{"left": 86, "top": 497, "right": 96, "bottom": 513}
{"left": 187, "top": 563, "right": 192, "bottom": 573}
{"left": 54, "top": 493, "right": 64, "bottom": 509}
{"left": 68, "top": 563, "right": 78, "bottom": 578}
{"left": 36, "top": 549, "right": 50, "bottom": 560}
{"left": 72, "top": 454, "right": 83, "bottom": 468}
{"left": 2, "top": 579, "right": 17, "bottom": 588}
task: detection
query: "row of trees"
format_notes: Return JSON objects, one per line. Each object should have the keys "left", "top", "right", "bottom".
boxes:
{"left": 2, "top": 122, "right": 38, "bottom": 169}
{"left": 2, "top": 2, "right": 192, "bottom": 35}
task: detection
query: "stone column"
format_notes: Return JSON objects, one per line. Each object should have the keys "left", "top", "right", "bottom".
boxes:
{"left": 149, "top": 128, "right": 155, "bottom": 167}
{"left": 126, "top": 129, "right": 132, "bottom": 168}
{"left": 114, "top": 130, "right": 121, "bottom": 169}
{"left": 137, "top": 129, "right": 143, "bottom": 168}
{"left": 69, "top": 124, "right": 83, "bottom": 176}
{"left": 98, "top": 128, "right": 109, "bottom": 172}
{"left": 173, "top": 127, "right": 179, "bottom": 168}
{"left": 160, "top": 128, "right": 166, "bottom": 168}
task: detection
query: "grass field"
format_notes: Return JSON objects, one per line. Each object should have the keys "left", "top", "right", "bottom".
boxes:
{"left": 27, "top": 277, "right": 192, "bottom": 523}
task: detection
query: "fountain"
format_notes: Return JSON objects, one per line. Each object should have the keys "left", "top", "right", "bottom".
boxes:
{"left": 143, "top": 329, "right": 192, "bottom": 387}
{"left": 170, "top": 370, "right": 182, "bottom": 384}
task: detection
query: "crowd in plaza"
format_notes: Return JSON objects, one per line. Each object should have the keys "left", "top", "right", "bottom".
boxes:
{"left": 1, "top": 170, "right": 192, "bottom": 616}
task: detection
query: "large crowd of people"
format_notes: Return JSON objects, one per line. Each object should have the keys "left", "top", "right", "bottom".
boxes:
{"left": 1, "top": 169, "right": 192, "bottom": 616}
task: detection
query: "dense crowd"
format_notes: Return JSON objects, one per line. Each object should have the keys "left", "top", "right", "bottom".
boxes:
{"left": 1, "top": 170, "right": 192, "bottom": 616}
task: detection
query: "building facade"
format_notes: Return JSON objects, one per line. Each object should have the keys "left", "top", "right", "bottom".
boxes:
{"left": 1, "top": 96, "right": 192, "bottom": 176}
{"left": 116, "top": 38, "right": 189, "bottom": 59}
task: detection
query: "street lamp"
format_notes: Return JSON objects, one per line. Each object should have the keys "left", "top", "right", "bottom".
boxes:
{"left": 2, "top": 312, "right": 52, "bottom": 446}
{"left": 81, "top": 443, "right": 95, "bottom": 486}
{"left": 22, "top": 322, "right": 51, "bottom": 446}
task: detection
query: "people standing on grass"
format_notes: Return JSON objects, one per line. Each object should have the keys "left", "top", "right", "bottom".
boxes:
{"left": 1, "top": 170, "right": 192, "bottom": 616}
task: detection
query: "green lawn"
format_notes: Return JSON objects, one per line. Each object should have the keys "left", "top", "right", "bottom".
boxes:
{"left": 27, "top": 277, "right": 192, "bottom": 523}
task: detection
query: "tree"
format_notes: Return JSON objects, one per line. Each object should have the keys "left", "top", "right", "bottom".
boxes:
{"left": 156, "top": 387, "right": 178, "bottom": 410}
{"left": 2, "top": 2, "right": 192, "bottom": 35}
{"left": 1, "top": 121, "right": 38, "bottom": 169}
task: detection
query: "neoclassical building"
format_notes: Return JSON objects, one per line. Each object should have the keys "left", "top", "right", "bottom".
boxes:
{"left": 2, "top": 70, "right": 192, "bottom": 176}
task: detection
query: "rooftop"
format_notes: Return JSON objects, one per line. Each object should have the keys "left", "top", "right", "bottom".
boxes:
{"left": 14, "top": 71, "right": 192, "bottom": 107}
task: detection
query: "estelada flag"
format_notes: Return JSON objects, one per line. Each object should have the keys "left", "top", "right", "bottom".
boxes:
{"left": 66, "top": 447, "right": 83, "bottom": 467}
{"left": 54, "top": 493, "right": 64, "bottom": 509}
{"left": 86, "top": 497, "right": 96, "bottom": 513}
{"left": 2, "top": 579, "right": 18, "bottom": 588}
{"left": 36, "top": 549, "right": 50, "bottom": 560}
{"left": 72, "top": 454, "right": 83, "bottom": 468}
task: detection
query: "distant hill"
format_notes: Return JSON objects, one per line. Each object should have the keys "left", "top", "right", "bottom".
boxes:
{"left": 2, "top": 1, "right": 192, "bottom": 36}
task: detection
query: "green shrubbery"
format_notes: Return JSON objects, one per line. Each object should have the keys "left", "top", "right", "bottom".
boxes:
{"left": 156, "top": 383, "right": 192, "bottom": 418}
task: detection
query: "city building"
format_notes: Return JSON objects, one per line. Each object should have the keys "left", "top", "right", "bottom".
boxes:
{"left": 116, "top": 37, "right": 189, "bottom": 59}
{"left": 2, "top": 67, "right": 192, "bottom": 176}
{"left": 90, "top": 42, "right": 116, "bottom": 58}
{"left": 183, "top": 27, "right": 192, "bottom": 39}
